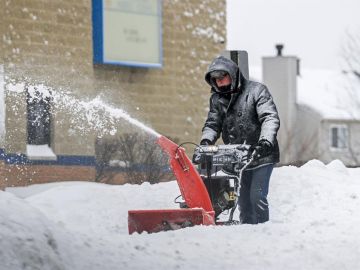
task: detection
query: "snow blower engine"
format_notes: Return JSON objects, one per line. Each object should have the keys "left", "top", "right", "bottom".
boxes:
{"left": 128, "top": 136, "right": 254, "bottom": 234}
{"left": 180, "top": 143, "right": 252, "bottom": 221}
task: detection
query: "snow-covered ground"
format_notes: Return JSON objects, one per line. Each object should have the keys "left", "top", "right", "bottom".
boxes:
{"left": 2, "top": 159, "right": 360, "bottom": 270}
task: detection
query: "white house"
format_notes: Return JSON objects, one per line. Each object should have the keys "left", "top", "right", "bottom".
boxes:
{"left": 252, "top": 46, "right": 360, "bottom": 166}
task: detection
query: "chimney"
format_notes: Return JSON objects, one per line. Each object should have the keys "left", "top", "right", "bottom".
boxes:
{"left": 275, "top": 44, "right": 284, "bottom": 56}
{"left": 262, "top": 44, "right": 299, "bottom": 164}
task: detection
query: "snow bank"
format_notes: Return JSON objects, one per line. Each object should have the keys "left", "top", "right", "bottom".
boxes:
{"left": 2, "top": 161, "right": 360, "bottom": 270}
{"left": 0, "top": 192, "right": 77, "bottom": 270}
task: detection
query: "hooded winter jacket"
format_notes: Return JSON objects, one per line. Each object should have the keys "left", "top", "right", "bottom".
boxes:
{"left": 201, "top": 56, "right": 280, "bottom": 168}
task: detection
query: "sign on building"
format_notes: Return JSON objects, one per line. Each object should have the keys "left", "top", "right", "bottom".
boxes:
{"left": 92, "top": 0, "right": 162, "bottom": 68}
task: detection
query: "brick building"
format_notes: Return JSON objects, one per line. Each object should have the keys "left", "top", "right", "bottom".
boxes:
{"left": 0, "top": 0, "right": 226, "bottom": 188}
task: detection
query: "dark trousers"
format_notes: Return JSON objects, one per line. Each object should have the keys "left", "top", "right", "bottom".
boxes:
{"left": 238, "top": 164, "right": 274, "bottom": 224}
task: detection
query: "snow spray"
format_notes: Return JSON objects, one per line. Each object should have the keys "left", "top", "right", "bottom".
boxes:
{"left": 8, "top": 83, "right": 160, "bottom": 138}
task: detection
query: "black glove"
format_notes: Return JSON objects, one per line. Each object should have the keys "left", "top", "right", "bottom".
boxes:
{"left": 200, "top": 139, "right": 212, "bottom": 145}
{"left": 192, "top": 148, "right": 202, "bottom": 164}
{"left": 193, "top": 139, "right": 212, "bottom": 164}
{"left": 250, "top": 139, "right": 273, "bottom": 159}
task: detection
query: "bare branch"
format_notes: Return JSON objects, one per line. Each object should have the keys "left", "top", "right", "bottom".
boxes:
{"left": 95, "top": 133, "right": 173, "bottom": 184}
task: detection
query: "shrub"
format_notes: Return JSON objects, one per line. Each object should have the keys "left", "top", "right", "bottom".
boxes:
{"left": 95, "top": 133, "right": 173, "bottom": 184}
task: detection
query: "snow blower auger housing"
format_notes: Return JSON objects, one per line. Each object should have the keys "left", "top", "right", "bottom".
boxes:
{"left": 128, "top": 136, "right": 253, "bottom": 234}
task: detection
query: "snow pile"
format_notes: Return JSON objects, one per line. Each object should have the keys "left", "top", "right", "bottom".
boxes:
{"left": 0, "top": 191, "right": 91, "bottom": 270}
{"left": 2, "top": 160, "right": 360, "bottom": 270}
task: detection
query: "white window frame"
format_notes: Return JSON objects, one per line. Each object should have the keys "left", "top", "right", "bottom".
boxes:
{"left": 329, "top": 124, "right": 349, "bottom": 151}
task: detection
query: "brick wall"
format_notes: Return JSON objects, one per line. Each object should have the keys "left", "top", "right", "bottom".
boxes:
{"left": 1, "top": 0, "right": 226, "bottom": 186}
{"left": 0, "top": 161, "right": 5, "bottom": 190}
{"left": 1, "top": 163, "right": 96, "bottom": 187}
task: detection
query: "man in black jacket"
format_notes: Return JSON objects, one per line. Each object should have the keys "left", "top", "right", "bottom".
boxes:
{"left": 200, "top": 55, "right": 280, "bottom": 224}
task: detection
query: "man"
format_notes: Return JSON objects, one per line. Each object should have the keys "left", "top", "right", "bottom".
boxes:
{"left": 200, "top": 55, "right": 280, "bottom": 224}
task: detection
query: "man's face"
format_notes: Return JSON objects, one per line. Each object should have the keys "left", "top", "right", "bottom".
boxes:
{"left": 215, "top": 74, "right": 231, "bottom": 87}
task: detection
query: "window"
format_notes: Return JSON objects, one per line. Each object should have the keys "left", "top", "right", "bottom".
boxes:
{"left": 26, "top": 85, "right": 52, "bottom": 145}
{"left": 330, "top": 125, "right": 348, "bottom": 150}
{"left": 26, "top": 85, "right": 56, "bottom": 160}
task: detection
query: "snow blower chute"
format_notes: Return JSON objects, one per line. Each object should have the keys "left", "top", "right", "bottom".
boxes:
{"left": 128, "top": 136, "right": 254, "bottom": 234}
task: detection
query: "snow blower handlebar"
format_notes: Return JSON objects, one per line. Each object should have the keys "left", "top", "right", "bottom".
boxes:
{"left": 193, "top": 143, "right": 253, "bottom": 173}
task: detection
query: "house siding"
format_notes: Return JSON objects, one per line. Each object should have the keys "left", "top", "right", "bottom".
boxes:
{"left": 294, "top": 104, "right": 322, "bottom": 164}
{"left": 320, "top": 120, "right": 360, "bottom": 166}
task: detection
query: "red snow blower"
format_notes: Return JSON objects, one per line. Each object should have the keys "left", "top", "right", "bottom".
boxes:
{"left": 128, "top": 136, "right": 254, "bottom": 234}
